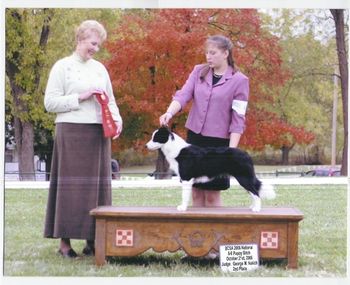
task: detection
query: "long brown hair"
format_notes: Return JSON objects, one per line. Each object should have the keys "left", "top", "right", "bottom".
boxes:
{"left": 200, "top": 35, "right": 235, "bottom": 81}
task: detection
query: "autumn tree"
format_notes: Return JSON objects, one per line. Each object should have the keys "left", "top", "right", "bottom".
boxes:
{"left": 105, "top": 9, "right": 315, "bottom": 166}
{"left": 6, "top": 8, "right": 54, "bottom": 180}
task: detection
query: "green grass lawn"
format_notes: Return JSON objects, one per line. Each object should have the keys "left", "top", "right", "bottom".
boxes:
{"left": 3, "top": 184, "right": 347, "bottom": 277}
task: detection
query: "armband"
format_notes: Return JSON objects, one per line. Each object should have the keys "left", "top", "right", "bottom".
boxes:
{"left": 232, "top": 100, "right": 248, "bottom": 115}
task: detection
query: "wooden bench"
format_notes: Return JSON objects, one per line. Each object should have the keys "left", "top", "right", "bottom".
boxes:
{"left": 90, "top": 206, "right": 303, "bottom": 269}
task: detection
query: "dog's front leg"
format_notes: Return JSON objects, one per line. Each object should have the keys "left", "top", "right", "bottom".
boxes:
{"left": 177, "top": 180, "right": 193, "bottom": 211}
{"left": 249, "top": 193, "right": 261, "bottom": 212}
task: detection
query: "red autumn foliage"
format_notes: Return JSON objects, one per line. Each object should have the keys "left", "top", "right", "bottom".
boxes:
{"left": 241, "top": 110, "right": 315, "bottom": 151}
{"left": 105, "top": 9, "right": 314, "bottom": 153}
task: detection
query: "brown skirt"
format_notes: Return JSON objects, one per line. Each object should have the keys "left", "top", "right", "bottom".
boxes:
{"left": 44, "top": 123, "right": 112, "bottom": 240}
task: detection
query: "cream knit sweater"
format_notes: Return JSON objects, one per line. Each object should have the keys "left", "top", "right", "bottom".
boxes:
{"left": 44, "top": 53, "right": 122, "bottom": 124}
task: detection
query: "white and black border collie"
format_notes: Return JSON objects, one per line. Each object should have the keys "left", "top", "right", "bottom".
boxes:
{"left": 146, "top": 127, "right": 276, "bottom": 212}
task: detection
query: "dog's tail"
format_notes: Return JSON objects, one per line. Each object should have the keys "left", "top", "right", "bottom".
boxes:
{"left": 258, "top": 181, "right": 276, "bottom": 200}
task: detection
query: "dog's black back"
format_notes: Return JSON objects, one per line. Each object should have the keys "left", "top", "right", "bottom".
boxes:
{"left": 176, "top": 145, "right": 261, "bottom": 196}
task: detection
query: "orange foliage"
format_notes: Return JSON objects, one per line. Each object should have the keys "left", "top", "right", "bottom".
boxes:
{"left": 105, "top": 9, "right": 314, "bottom": 153}
{"left": 241, "top": 109, "right": 315, "bottom": 151}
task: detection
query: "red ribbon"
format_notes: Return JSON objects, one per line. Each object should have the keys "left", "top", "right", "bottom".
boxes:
{"left": 94, "top": 92, "right": 117, "bottom": 138}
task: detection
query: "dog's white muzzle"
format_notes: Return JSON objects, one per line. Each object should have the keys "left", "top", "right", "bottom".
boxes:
{"left": 146, "top": 140, "right": 162, "bottom": 150}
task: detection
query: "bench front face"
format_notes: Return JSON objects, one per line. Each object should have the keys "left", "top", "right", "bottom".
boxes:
{"left": 91, "top": 207, "right": 303, "bottom": 268}
{"left": 105, "top": 218, "right": 290, "bottom": 259}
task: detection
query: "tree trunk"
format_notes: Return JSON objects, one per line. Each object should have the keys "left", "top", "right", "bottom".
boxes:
{"left": 330, "top": 9, "right": 348, "bottom": 176}
{"left": 7, "top": 60, "right": 36, "bottom": 180}
{"left": 281, "top": 146, "right": 290, "bottom": 165}
{"left": 14, "top": 118, "right": 35, "bottom": 180}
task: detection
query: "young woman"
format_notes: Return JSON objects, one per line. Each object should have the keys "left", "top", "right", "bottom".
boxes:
{"left": 160, "top": 35, "right": 249, "bottom": 259}
{"left": 44, "top": 20, "right": 123, "bottom": 258}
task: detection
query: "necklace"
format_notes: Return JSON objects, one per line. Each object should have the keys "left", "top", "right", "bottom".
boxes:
{"left": 213, "top": 73, "right": 222, "bottom": 78}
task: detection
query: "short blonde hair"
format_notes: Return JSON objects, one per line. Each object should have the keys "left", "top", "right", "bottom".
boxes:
{"left": 75, "top": 20, "right": 107, "bottom": 42}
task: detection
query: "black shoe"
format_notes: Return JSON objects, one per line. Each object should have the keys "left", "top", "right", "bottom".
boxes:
{"left": 58, "top": 248, "right": 78, "bottom": 258}
{"left": 82, "top": 245, "right": 95, "bottom": 256}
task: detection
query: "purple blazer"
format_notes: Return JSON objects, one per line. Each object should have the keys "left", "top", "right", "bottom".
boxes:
{"left": 173, "top": 64, "right": 249, "bottom": 139}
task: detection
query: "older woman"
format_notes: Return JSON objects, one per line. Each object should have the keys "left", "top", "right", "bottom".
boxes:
{"left": 44, "top": 20, "right": 122, "bottom": 258}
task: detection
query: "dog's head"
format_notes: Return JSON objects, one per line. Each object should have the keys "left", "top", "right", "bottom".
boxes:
{"left": 146, "top": 127, "right": 175, "bottom": 150}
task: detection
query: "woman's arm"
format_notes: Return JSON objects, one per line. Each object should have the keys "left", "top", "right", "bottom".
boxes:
{"left": 44, "top": 61, "right": 80, "bottom": 113}
{"left": 159, "top": 65, "right": 201, "bottom": 126}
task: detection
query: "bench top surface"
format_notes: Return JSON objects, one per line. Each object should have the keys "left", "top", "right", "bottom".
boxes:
{"left": 90, "top": 206, "right": 303, "bottom": 221}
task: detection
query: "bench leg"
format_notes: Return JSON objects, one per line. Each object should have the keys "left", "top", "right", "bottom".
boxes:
{"left": 95, "top": 218, "right": 106, "bottom": 266}
{"left": 286, "top": 222, "right": 299, "bottom": 269}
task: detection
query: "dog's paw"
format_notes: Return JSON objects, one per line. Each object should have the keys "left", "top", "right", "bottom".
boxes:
{"left": 177, "top": 205, "right": 187, "bottom": 211}
{"left": 250, "top": 204, "right": 261, "bottom": 212}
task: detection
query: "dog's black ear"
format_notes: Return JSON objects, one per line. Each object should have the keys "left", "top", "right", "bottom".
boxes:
{"left": 153, "top": 127, "right": 171, "bottom": 143}
{"left": 165, "top": 125, "right": 175, "bottom": 141}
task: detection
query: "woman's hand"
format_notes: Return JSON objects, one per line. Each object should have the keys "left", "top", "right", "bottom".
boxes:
{"left": 159, "top": 112, "right": 173, "bottom": 126}
{"left": 112, "top": 122, "right": 123, "bottom": 140}
{"left": 79, "top": 88, "right": 104, "bottom": 101}
{"left": 159, "top": 101, "right": 181, "bottom": 126}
